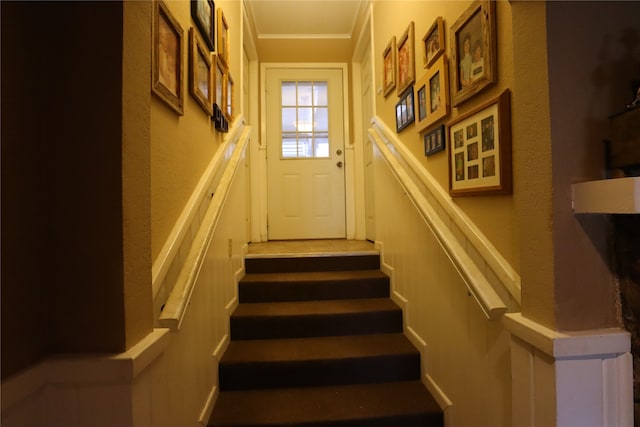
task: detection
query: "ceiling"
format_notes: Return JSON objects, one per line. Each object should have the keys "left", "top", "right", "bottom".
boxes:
{"left": 243, "top": 0, "right": 369, "bottom": 61}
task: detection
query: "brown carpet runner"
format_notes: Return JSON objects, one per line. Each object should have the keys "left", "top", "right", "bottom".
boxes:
{"left": 208, "top": 252, "right": 443, "bottom": 426}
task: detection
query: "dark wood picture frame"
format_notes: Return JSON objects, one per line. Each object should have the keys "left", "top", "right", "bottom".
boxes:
{"left": 189, "top": 28, "right": 213, "bottom": 116}
{"left": 449, "top": 0, "right": 497, "bottom": 107}
{"left": 423, "top": 16, "right": 445, "bottom": 69}
{"left": 424, "top": 124, "right": 446, "bottom": 156}
{"left": 191, "top": 0, "right": 215, "bottom": 51}
{"left": 152, "top": 0, "right": 184, "bottom": 115}
{"left": 396, "top": 87, "right": 415, "bottom": 133}
{"left": 448, "top": 89, "right": 511, "bottom": 196}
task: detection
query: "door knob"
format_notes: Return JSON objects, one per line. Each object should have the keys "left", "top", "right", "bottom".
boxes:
{"left": 337, "top": 161, "right": 343, "bottom": 168}
{"left": 336, "top": 149, "right": 343, "bottom": 155}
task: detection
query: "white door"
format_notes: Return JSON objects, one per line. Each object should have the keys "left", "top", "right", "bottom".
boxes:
{"left": 266, "top": 67, "right": 346, "bottom": 240}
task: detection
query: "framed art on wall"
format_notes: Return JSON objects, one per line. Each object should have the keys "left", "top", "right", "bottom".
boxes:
{"left": 396, "top": 21, "right": 415, "bottom": 96}
{"left": 152, "top": 0, "right": 184, "bottom": 115}
{"left": 422, "top": 16, "right": 445, "bottom": 69}
{"left": 217, "top": 8, "right": 229, "bottom": 67}
{"left": 191, "top": 0, "right": 214, "bottom": 51}
{"left": 212, "top": 53, "right": 228, "bottom": 131}
{"left": 189, "top": 28, "right": 213, "bottom": 116}
{"left": 225, "top": 71, "right": 234, "bottom": 121}
{"left": 449, "top": 0, "right": 497, "bottom": 107}
{"left": 414, "top": 54, "right": 450, "bottom": 133}
{"left": 396, "top": 88, "right": 415, "bottom": 133}
{"left": 424, "top": 124, "right": 446, "bottom": 156}
{"left": 382, "top": 36, "right": 397, "bottom": 97}
{"left": 448, "top": 89, "right": 511, "bottom": 196}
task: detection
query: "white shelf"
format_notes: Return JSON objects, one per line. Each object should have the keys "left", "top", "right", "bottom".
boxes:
{"left": 572, "top": 177, "right": 640, "bottom": 214}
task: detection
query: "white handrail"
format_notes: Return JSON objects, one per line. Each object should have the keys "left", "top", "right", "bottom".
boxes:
{"left": 369, "top": 120, "right": 513, "bottom": 320}
{"left": 159, "top": 122, "right": 251, "bottom": 331}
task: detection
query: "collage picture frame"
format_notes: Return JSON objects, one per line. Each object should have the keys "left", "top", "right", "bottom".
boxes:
{"left": 396, "top": 88, "right": 415, "bottom": 133}
{"left": 414, "top": 54, "right": 450, "bottom": 133}
{"left": 424, "top": 124, "right": 446, "bottom": 156}
{"left": 448, "top": 89, "right": 511, "bottom": 196}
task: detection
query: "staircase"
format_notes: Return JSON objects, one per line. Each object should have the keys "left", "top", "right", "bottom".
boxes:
{"left": 208, "top": 244, "right": 443, "bottom": 427}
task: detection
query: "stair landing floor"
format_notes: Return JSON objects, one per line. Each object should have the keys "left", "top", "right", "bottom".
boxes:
{"left": 246, "top": 239, "right": 377, "bottom": 258}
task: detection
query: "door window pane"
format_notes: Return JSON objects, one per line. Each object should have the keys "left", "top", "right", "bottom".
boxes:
{"left": 280, "top": 80, "right": 331, "bottom": 159}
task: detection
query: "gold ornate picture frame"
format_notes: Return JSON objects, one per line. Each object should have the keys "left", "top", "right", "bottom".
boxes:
{"left": 422, "top": 16, "right": 445, "bottom": 69}
{"left": 396, "top": 21, "right": 415, "bottom": 96}
{"left": 217, "top": 8, "right": 229, "bottom": 67}
{"left": 152, "top": 0, "right": 184, "bottom": 115}
{"left": 189, "top": 28, "right": 213, "bottom": 116}
{"left": 449, "top": 0, "right": 497, "bottom": 106}
{"left": 382, "top": 36, "right": 397, "bottom": 98}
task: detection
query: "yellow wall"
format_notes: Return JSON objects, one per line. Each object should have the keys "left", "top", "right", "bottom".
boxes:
{"left": 372, "top": 1, "right": 521, "bottom": 279}
{"left": 150, "top": 0, "right": 242, "bottom": 261}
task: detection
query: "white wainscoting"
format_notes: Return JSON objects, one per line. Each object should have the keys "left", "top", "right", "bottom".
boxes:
{"left": 370, "top": 119, "right": 633, "bottom": 427}
{"left": 1, "top": 123, "right": 250, "bottom": 427}
{"left": 372, "top": 138, "right": 512, "bottom": 426}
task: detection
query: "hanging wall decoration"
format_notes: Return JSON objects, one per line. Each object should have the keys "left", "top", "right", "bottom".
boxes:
{"left": 189, "top": 28, "right": 213, "bottom": 116}
{"left": 422, "top": 16, "right": 445, "bottom": 69}
{"left": 217, "top": 8, "right": 229, "bottom": 67}
{"left": 152, "top": 0, "right": 184, "bottom": 115}
{"left": 449, "top": 0, "right": 497, "bottom": 107}
{"left": 212, "top": 53, "right": 228, "bottom": 132}
{"left": 382, "top": 36, "right": 397, "bottom": 97}
{"left": 396, "top": 21, "right": 415, "bottom": 96}
{"left": 414, "top": 54, "right": 450, "bottom": 133}
{"left": 424, "top": 124, "right": 446, "bottom": 156}
{"left": 395, "top": 87, "right": 415, "bottom": 133}
{"left": 448, "top": 89, "right": 511, "bottom": 196}
{"left": 191, "top": 0, "right": 215, "bottom": 51}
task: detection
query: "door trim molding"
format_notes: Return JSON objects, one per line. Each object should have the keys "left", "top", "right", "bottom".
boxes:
{"left": 258, "top": 63, "right": 354, "bottom": 241}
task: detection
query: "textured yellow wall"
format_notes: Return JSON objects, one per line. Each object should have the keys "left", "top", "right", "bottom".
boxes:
{"left": 372, "top": 1, "right": 521, "bottom": 278}
{"left": 150, "top": 0, "right": 241, "bottom": 261}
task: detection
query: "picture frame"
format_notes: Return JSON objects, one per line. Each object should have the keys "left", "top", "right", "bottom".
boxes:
{"left": 395, "top": 87, "right": 415, "bottom": 133}
{"left": 217, "top": 8, "right": 229, "bottom": 67}
{"left": 448, "top": 89, "right": 511, "bottom": 196}
{"left": 382, "top": 36, "right": 397, "bottom": 97}
{"left": 424, "top": 124, "right": 446, "bottom": 156}
{"left": 189, "top": 28, "right": 213, "bottom": 116}
{"left": 191, "top": 0, "right": 214, "bottom": 51}
{"left": 414, "top": 54, "right": 450, "bottom": 133}
{"left": 422, "top": 16, "right": 445, "bottom": 69}
{"left": 225, "top": 71, "right": 234, "bottom": 121}
{"left": 397, "top": 21, "right": 416, "bottom": 96}
{"left": 152, "top": 0, "right": 184, "bottom": 115}
{"left": 449, "top": 0, "right": 497, "bottom": 107}
{"left": 212, "top": 53, "right": 228, "bottom": 131}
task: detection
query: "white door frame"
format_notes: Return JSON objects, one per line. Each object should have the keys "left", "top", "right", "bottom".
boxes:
{"left": 256, "top": 63, "right": 355, "bottom": 242}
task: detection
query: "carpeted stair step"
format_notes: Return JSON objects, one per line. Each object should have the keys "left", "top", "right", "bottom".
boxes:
{"left": 208, "top": 381, "right": 444, "bottom": 427}
{"left": 219, "top": 333, "right": 420, "bottom": 390}
{"left": 239, "top": 270, "right": 390, "bottom": 303}
{"left": 230, "top": 298, "right": 403, "bottom": 340}
{"left": 245, "top": 254, "right": 380, "bottom": 274}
